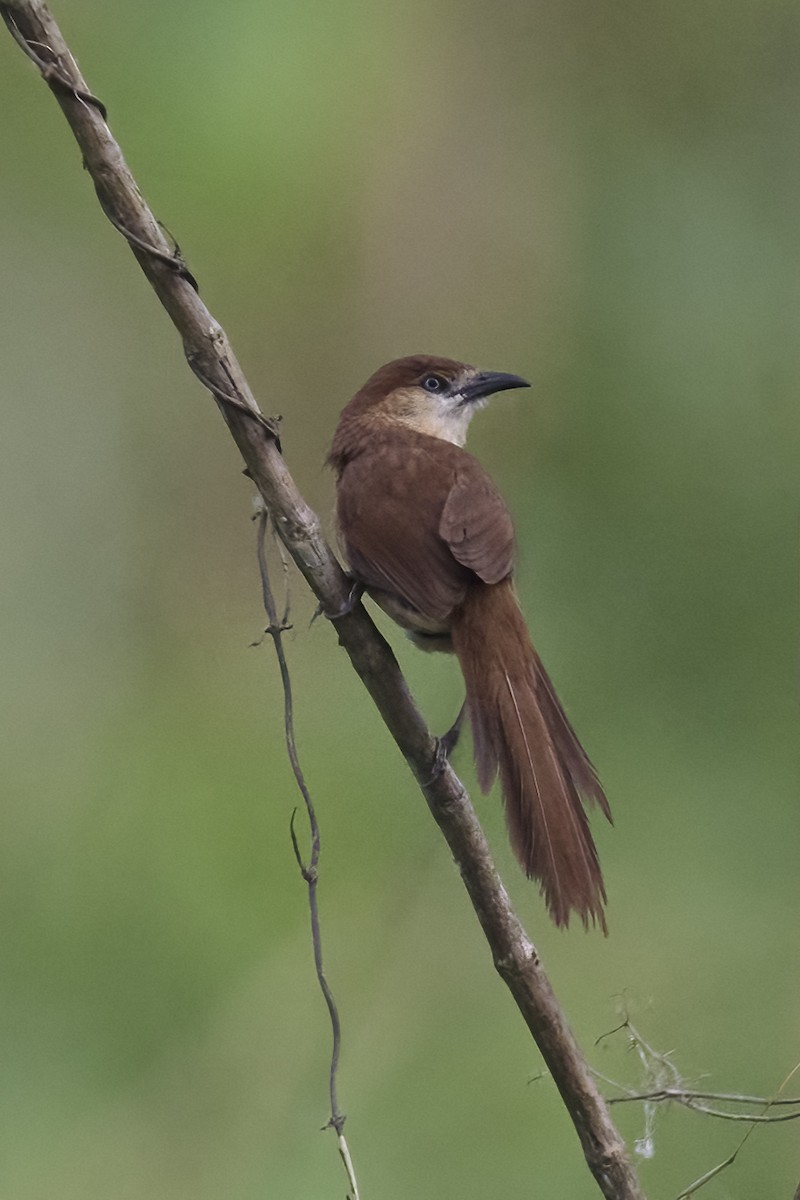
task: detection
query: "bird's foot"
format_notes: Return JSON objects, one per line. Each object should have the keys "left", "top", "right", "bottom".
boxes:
{"left": 312, "top": 577, "right": 364, "bottom": 623}
{"left": 427, "top": 703, "right": 467, "bottom": 783}
{"left": 439, "top": 702, "right": 466, "bottom": 758}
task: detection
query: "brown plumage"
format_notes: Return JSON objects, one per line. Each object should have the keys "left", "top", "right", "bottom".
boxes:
{"left": 329, "top": 355, "right": 611, "bottom": 930}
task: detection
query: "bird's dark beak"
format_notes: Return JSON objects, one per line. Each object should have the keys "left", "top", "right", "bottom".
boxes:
{"left": 459, "top": 371, "right": 531, "bottom": 405}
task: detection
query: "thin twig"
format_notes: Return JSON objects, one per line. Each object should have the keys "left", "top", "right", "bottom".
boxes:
{"left": 615, "top": 1089, "right": 800, "bottom": 1107}
{"left": 605, "top": 1084, "right": 800, "bottom": 1123}
{"left": 1, "top": 7, "right": 645, "bottom": 1196}
{"left": 673, "top": 1151, "right": 738, "bottom": 1200}
{"left": 254, "top": 506, "right": 359, "bottom": 1200}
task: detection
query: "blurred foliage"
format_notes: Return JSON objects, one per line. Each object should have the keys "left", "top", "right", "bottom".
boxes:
{"left": 1, "top": 1, "right": 798, "bottom": 1196}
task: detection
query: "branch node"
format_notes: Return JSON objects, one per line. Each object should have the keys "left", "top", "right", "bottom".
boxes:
{"left": 323, "top": 1114, "right": 347, "bottom": 1135}
{"left": 184, "top": 349, "right": 281, "bottom": 442}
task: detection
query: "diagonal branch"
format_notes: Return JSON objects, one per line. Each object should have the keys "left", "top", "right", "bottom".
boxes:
{"left": 1, "top": 4, "right": 644, "bottom": 1197}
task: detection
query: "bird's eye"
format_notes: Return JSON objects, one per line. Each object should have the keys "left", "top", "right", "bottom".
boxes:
{"left": 422, "top": 374, "right": 447, "bottom": 393}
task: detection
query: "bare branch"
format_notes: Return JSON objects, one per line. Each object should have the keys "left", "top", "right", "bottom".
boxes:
{"left": 1, "top": 6, "right": 645, "bottom": 1196}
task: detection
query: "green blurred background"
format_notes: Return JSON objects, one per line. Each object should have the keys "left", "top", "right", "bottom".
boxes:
{"left": 1, "top": 2, "right": 798, "bottom": 1196}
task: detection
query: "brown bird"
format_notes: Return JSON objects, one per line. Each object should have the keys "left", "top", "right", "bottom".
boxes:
{"left": 328, "top": 355, "right": 611, "bottom": 930}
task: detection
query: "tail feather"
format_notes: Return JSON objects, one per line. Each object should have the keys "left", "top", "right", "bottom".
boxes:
{"left": 533, "top": 651, "right": 612, "bottom": 822}
{"left": 451, "top": 580, "right": 610, "bottom": 931}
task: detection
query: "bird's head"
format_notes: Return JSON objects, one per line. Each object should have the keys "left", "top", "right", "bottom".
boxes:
{"left": 333, "top": 355, "right": 530, "bottom": 454}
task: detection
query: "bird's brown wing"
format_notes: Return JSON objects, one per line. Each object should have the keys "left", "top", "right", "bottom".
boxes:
{"left": 439, "top": 462, "right": 515, "bottom": 584}
{"left": 336, "top": 435, "right": 473, "bottom": 621}
{"left": 337, "top": 434, "right": 515, "bottom": 621}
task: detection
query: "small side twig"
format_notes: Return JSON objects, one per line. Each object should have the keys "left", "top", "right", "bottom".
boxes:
{"left": 595, "top": 1016, "right": 800, "bottom": 1197}
{"left": 254, "top": 503, "right": 359, "bottom": 1200}
{"left": 605, "top": 1086, "right": 800, "bottom": 1123}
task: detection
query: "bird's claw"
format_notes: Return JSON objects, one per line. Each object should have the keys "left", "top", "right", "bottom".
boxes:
{"left": 426, "top": 702, "right": 467, "bottom": 784}
{"left": 312, "top": 578, "right": 364, "bottom": 623}
{"left": 426, "top": 737, "right": 452, "bottom": 785}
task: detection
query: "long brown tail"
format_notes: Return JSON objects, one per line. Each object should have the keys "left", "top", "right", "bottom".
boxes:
{"left": 450, "top": 579, "right": 612, "bottom": 931}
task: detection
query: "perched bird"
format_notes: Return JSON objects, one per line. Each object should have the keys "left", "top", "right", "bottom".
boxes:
{"left": 328, "top": 355, "right": 611, "bottom": 930}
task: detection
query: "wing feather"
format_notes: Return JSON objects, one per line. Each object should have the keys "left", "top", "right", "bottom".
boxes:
{"left": 336, "top": 436, "right": 468, "bottom": 620}
{"left": 439, "top": 465, "right": 515, "bottom": 584}
{"left": 336, "top": 432, "right": 515, "bottom": 621}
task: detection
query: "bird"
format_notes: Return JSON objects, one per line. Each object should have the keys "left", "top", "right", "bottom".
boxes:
{"left": 327, "top": 355, "right": 611, "bottom": 930}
